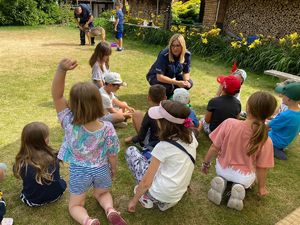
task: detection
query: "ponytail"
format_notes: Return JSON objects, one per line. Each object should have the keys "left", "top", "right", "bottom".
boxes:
{"left": 247, "top": 120, "right": 268, "bottom": 156}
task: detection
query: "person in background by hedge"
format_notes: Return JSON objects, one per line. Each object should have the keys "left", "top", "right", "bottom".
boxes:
{"left": 114, "top": 2, "right": 124, "bottom": 51}
{"left": 146, "top": 34, "right": 193, "bottom": 98}
{"left": 74, "top": 4, "right": 95, "bottom": 46}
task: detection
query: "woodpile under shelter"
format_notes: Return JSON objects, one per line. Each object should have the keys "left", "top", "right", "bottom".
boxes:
{"left": 201, "top": 0, "right": 300, "bottom": 37}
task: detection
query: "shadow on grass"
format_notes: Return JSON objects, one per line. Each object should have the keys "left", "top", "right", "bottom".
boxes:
{"left": 42, "top": 43, "right": 81, "bottom": 47}
{"left": 117, "top": 93, "right": 148, "bottom": 111}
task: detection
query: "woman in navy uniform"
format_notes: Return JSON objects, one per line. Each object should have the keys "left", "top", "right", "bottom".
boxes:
{"left": 146, "top": 34, "right": 193, "bottom": 98}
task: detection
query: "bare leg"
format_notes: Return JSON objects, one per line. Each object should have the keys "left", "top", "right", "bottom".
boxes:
{"left": 69, "top": 193, "right": 89, "bottom": 225}
{"left": 132, "top": 111, "right": 144, "bottom": 133}
{"left": 93, "top": 188, "right": 113, "bottom": 212}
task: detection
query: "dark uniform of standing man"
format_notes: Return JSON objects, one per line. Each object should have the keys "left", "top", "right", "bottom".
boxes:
{"left": 74, "top": 4, "right": 95, "bottom": 46}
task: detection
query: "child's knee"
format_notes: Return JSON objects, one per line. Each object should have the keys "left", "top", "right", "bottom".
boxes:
{"left": 125, "top": 146, "right": 138, "bottom": 160}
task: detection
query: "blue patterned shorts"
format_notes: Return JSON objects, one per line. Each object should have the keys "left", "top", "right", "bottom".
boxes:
{"left": 69, "top": 164, "right": 112, "bottom": 195}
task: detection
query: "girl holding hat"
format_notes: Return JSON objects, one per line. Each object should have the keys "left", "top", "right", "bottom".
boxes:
{"left": 126, "top": 100, "right": 198, "bottom": 212}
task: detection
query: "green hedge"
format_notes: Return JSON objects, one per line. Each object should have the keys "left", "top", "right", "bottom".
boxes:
{"left": 0, "top": 0, "right": 74, "bottom": 26}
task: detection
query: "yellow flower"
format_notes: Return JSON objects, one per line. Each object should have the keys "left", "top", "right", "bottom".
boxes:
{"left": 279, "top": 38, "right": 286, "bottom": 45}
{"left": 231, "top": 41, "right": 241, "bottom": 49}
{"left": 292, "top": 43, "right": 300, "bottom": 48}
{"left": 289, "top": 32, "right": 298, "bottom": 41}
{"left": 253, "top": 39, "right": 262, "bottom": 45}
{"left": 202, "top": 38, "right": 208, "bottom": 44}
{"left": 200, "top": 33, "right": 207, "bottom": 38}
{"left": 248, "top": 43, "right": 255, "bottom": 49}
{"left": 239, "top": 32, "right": 244, "bottom": 38}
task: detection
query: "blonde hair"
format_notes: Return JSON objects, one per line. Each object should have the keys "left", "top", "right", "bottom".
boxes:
{"left": 69, "top": 82, "right": 104, "bottom": 124}
{"left": 14, "top": 122, "right": 57, "bottom": 185}
{"left": 168, "top": 34, "right": 187, "bottom": 64}
{"left": 247, "top": 91, "right": 277, "bottom": 156}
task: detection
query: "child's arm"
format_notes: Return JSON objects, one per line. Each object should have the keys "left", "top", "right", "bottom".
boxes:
{"left": 108, "top": 155, "right": 117, "bottom": 178}
{"left": 52, "top": 59, "right": 78, "bottom": 113}
{"left": 0, "top": 163, "right": 7, "bottom": 182}
{"left": 112, "top": 98, "right": 135, "bottom": 112}
{"left": 256, "top": 167, "right": 269, "bottom": 196}
{"left": 114, "top": 15, "right": 119, "bottom": 31}
{"left": 128, "top": 157, "right": 160, "bottom": 213}
{"left": 201, "top": 144, "right": 219, "bottom": 174}
{"left": 204, "top": 111, "right": 213, "bottom": 123}
{"left": 95, "top": 80, "right": 104, "bottom": 88}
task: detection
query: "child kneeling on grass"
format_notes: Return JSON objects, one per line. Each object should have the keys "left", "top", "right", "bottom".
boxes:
{"left": 126, "top": 100, "right": 198, "bottom": 212}
{"left": 201, "top": 91, "right": 277, "bottom": 211}
{"left": 14, "top": 122, "right": 67, "bottom": 207}
{"left": 52, "top": 59, "right": 127, "bottom": 225}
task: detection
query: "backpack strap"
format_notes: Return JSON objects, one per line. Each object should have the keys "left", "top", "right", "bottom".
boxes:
{"left": 165, "top": 140, "right": 195, "bottom": 164}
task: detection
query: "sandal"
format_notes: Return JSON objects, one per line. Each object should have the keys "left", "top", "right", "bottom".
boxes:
{"left": 84, "top": 218, "right": 100, "bottom": 225}
{"left": 106, "top": 208, "right": 127, "bottom": 225}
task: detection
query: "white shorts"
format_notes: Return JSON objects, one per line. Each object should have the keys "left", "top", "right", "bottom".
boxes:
{"left": 215, "top": 159, "right": 255, "bottom": 189}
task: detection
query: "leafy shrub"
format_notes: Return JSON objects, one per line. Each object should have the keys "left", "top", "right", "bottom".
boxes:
{"left": 172, "top": 0, "right": 201, "bottom": 25}
{"left": 0, "top": 0, "right": 72, "bottom": 25}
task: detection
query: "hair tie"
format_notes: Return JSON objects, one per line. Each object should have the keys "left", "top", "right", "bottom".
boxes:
{"left": 184, "top": 118, "right": 192, "bottom": 128}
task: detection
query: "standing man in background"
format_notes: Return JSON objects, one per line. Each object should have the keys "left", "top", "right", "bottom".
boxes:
{"left": 114, "top": 2, "right": 124, "bottom": 51}
{"left": 74, "top": 4, "right": 95, "bottom": 46}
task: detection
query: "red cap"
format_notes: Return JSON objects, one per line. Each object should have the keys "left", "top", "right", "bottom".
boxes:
{"left": 217, "top": 75, "right": 241, "bottom": 95}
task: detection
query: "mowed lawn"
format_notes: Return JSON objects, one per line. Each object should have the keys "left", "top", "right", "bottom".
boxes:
{"left": 0, "top": 26, "right": 299, "bottom": 225}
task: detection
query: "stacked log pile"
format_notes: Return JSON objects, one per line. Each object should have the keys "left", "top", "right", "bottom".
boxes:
{"left": 223, "top": 0, "right": 300, "bottom": 37}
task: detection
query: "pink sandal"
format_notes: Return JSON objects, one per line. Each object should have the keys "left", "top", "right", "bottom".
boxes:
{"left": 106, "top": 208, "right": 127, "bottom": 225}
{"left": 84, "top": 218, "right": 100, "bottom": 225}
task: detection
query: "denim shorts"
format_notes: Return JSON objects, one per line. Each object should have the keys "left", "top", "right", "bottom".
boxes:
{"left": 115, "top": 31, "right": 123, "bottom": 39}
{"left": 69, "top": 164, "right": 112, "bottom": 195}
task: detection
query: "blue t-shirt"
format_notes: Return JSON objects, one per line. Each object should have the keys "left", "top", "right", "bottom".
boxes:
{"left": 189, "top": 109, "right": 199, "bottom": 127}
{"left": 268, "top": 109, "right": 300, "bottom": 149}
{"left": 146, "top": 48, "right": 191, "bottom": 83}
{"left": 116, "top": 9, "right": 124, "bottom": 32}
{"left": 74, "top": 4, "right": 92, "bottom": 24}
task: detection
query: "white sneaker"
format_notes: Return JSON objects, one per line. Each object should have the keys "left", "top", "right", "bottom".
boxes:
{"left": 208, "top": 176, "right": 227, "bottom": 205}
{"left": 134, "top": 185, "right": 153, "bottom": 209}
{"left": 227, "top": 184, "right": 246, "bottom": 211}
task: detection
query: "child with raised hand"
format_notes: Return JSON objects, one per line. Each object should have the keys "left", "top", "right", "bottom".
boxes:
{"left": 126, "top": 100, "right": 198, "bottom": 212}
{"left": 13, "top": 122, "right": 67, "bottom": 207}
{"left": 268, "top": 82, "right": 300, "bottom": 160}
{"left": 52, "top": 59, "right": 127, "bottom": 225}
{"left": 201, "top": 91, "right": 277, "bottom": 211}
{"left": 89, "top": 41, "right": 112, "bottom": 88}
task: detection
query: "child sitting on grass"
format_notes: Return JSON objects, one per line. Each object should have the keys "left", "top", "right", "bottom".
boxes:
{"left": 172, "top": 88, "right": 199, "bottom": 128}
{"left": 52, "top": 58, "right": 127, "bottom": 225}
{"left": 126, "top": 100, "right": 198, "bottom": 212}
{"left": 202, "top": 91, "right": 277, "bottom": 211}
{"left": 216, "top": 69, "right": 247, "bottom": 101}
{"left": 268, "top": 82, "right": 300, "bottom": 160}
{"left": 89, "top": 41, "right": 111, "bottom": 88}
{"left": 202, "top": 75, "right": 241, "bottom": 134}
{"left": 124, "top": 84, "right": 166, "bottom": 148}
{"left": 100, "top": 72, "right": 135, "bottom": 126}
{"left": 13, "top": 122, "right": 67, "bottom": 207}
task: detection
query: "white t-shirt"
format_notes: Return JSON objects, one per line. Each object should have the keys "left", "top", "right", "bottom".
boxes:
{"left": 99, "top": 87, "right": 115, "bottom": 114}
{"left": 92, "top": 62, "right": 108, "bottom": 81}
{"left": 149, "top": 134, "right": 198, "bottom": 203}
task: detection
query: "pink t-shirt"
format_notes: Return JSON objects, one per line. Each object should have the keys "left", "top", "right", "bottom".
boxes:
{"left": 209, "top": 118, "right": 274, "bottom": 174}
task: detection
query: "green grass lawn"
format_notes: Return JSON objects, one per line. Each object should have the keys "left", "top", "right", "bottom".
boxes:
{"left": 0, "top": 26, "right": 299, "bottom": 225}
